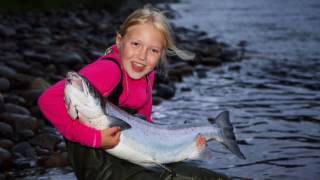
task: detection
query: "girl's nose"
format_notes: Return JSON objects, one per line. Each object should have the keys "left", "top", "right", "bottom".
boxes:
{"left": 138, "top": 47, "right": 147, "bottom": 61}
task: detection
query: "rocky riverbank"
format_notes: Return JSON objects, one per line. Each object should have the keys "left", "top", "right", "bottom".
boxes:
{"left": 0, "top": 4, "right": 243, "bottom": 179}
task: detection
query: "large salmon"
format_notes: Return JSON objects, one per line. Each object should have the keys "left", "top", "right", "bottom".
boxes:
{"left": 64, "top": 71, "right": 245, "bottom": 167}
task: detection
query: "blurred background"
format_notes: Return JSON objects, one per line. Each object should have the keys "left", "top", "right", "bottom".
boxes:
{"left": 0, "top": 0, "right": 319, "bottom": 179}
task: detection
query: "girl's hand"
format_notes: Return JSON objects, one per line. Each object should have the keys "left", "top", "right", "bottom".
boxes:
{"left": 101, "top": 127, "right": 121, "bottom": 149}
{"left": 196, "top": 134, "right": 207, "bottom": 150}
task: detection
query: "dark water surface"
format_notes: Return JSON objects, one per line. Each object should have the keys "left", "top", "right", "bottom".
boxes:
{"left": 153, "top": 0, "right": 320, "bottom": 179}
{"left": 23, "top": 0, "right": 320, "bottom": 179}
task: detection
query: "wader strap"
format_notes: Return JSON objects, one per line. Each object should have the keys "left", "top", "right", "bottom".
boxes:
{"left": 101, "top": 57, "right": 123, "bottom": 106}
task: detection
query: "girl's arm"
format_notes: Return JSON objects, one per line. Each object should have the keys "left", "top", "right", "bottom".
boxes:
{"left": 38, "top": 60, "right": 121, "bottom": 148}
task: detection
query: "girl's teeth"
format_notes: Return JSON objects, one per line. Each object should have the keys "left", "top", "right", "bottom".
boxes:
{"left": 132, "top": 62, "right": 145, "bottom": 72}
{"left": 134, "top": 62, "right": 143, "bottom": 67}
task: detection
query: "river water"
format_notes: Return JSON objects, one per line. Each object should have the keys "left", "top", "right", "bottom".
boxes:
{"left": 22, "top": 0, "right": 320, "bottom": 179}
{"left": 153, "top": 0, "right": 320, "bottom": 179}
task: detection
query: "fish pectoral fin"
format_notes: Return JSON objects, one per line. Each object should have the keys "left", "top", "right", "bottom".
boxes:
{"left": 149, "top": 162, "right": 173, "bottom": 173}
{"left": 107, "top": 115, "right": 131, "bottom": 131}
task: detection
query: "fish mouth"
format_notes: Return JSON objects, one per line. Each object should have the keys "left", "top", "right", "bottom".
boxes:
{"left": 65, "top": 72, "right": 86, "bottom": 93}
{"left": 66, "top": 72, "right": 81, "bottom": 84}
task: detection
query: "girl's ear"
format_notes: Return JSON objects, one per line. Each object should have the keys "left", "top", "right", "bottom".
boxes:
{"left": 116, "top": 33, "right": 122, "bottom": 49}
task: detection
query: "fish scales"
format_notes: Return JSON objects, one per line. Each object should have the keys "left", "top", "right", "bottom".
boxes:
{"left": 64, "top": 72, "right": 245, "bottom": 168}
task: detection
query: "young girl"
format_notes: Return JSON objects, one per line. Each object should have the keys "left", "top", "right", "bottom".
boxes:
{"left": 38, "top": 7, "right": 227, "bottom": 180}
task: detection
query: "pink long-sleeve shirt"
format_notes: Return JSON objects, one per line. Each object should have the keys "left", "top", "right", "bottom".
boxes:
{"left": 38, "top": 45, "right": 154, "bottom": 148}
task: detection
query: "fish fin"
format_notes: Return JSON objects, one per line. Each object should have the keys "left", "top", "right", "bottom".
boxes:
{"left": 214, "top": 111, "right": 246, "bottom": 159}
{"left": 136, "top": 162, "right": 169, "bottom": 173}
{"left": 150, "top": 162, "right": 174, "bottom": 174}
{"left": 197, "top": 147, "right": 215, "bottom": 160}
{"left": 107, "top": 115, "right": 131, "bottom": 131}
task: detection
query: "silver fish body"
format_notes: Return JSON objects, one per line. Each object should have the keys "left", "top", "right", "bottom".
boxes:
{"left": 64, "top": 72, "right": 245, "bottom": 167}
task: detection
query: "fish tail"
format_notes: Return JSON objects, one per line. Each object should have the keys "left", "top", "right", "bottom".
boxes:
{"left": 212, "top": 111, "right": 246, "bottom": 159}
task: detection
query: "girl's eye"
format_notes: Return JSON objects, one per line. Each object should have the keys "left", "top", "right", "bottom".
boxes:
{"left": 131, "top": 42, "right": 140, "bottom": 47}
{"left": 151, "top": 49, "right": 159, "bottom": 54}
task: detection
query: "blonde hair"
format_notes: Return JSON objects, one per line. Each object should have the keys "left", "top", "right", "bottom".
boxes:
{"left": 118, "top": 6, "right": 195, "bottom": 62}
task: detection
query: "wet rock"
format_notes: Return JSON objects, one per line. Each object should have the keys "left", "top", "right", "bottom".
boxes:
{"left": 88, "top": 49, "right": 105, "bottom": 60}
{"left": 34, "top": 27, "right": 51, "bottom": 35}
{"left": 195, "top": 65, "right": 210, "bottom": 78}
{"left": 169, "top": 62, "right": 194, "bottom": 76}
{"left": 198, "top": 37, "right": 218, "bottom": 45}
{"left": 199, "top": 57, "right": 222, "bottom": 66}
{"left": 154, "top": 84, "right": 175, "bottom": 99}
{"left": 3, "top": 94, "right": 26, "bottom": 105}
{"left": 228, "top": 64, "right": 241, "bottom": 71}
{"left": 167, "top": 69, "right": 183, "bottom": 82}
{"left": 4, "top": 103, "right": 31, "bottom": 116}
{"left": 12, "top": 142, "right": 37, "bottom": 158}
{"left": 196, "top": 71, "right": 207, "bottom": 78}
{"left": 0, "top": 113, "right": 38, "bottom": 132}
{"left": 38, "top": 125, "right": 59, "bottom": 135}
{"left": 29, "top": 133, "right": 62, "bottom": 151}
{"left": 237, "top": 40, "right": 248, "bottom": 58}
{"left": 16, "top": 89, "right": 43, "bottom": 106}
{"left": 56, "top": 141, "right": 66, "bottom": 152}
{"left": 29, "top": 61, "right": 47, "bottom": 73}
{"left": 29, "top": 105, "right": 43, "bottom": 119}
{"left": 0, "top": 112, "right": 17, "bottom": 126}
{"left": 30, "top": 77, "right": 50, "bottom": 91}
{"left": 0, "top": 78, "right": 10, "bottom": 92}
{"left": 5, "top": 59, "right": 31, "bottom": 73}
{"left": 0, "top": 94, "right": 4, "bottom": 113}
{"left": 0, "top": 122, "right": 14, "bottom": 139}
{"left": 0, "top": 41, "right": 18, "bottom": 51}
{"left": 7, "top": 61, "right": 45, "bottom": 76}
{"left": 10, "top": 72, "right": 35, "bottom": 88}
{"left": 0, "top": 53, "right": 23, "bottom": 64}
{"left": 34, "top": 38, "right": 53, "bottom": 49}
{"left": 40, "top": 152, "right": 69, "bottom": 168}
{"left": 15, "top": 129, "right": 35, "bottom": 141}
{"left": 166, "top": 63, "right": 186, "bottom": 81}
{"left": 15, "top": 22, "right": 32, "bottom": 33}
{"left": 152, "top": 96, "right": 163, "bottom": 106}
{"left": 45, "top": 64, "right": 58, "bottom": 74}
{"left": 219, "top": 49, "right": 238, "bottom": 62}
{"left": 0, "top": 24, "right": 16, "bottom": 37}
{"left": 13, "top": 158, "right": 37, "bottom": 170}
{"left": 0, "top": 139, "right": 14, "bottom": 150}
{"left": 0, "top": 65, "right": 16, "bottom": 79}
{"left": 14, "top": 115, "right": 39, "bottom": 133}
{"left": 180, "top": 65, "right": 194, "bottom": 75}
{"left": 176, "top": 33, "right": 190, "bottom": 43}
{"left": 23, "top": 50, "right": 52, "bottom": 64}
{"left": 35, "top": 146, "right": 51, "bottom": 156}
{"left": 53, "top": 51, "right": 84, "bottom": 65}
{"left": 0, "top": 147, "right": 12, "bottom": 171}
{"left": 96, "top": 23, "right": 111, "bottom": 33}
{"left": 201, "top": 45, "right": 223, "bottom": 58}
{"left": 180, "top": 86, "right": 192, "bottom": 92}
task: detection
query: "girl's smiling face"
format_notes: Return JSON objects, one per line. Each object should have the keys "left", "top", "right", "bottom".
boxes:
{"left": 116, "top": 22, "right": 165, "bottom": 80}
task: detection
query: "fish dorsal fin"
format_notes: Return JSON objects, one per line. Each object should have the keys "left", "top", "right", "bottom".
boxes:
{"left": 107, "top": 115, "right": 131, "bottom": 131}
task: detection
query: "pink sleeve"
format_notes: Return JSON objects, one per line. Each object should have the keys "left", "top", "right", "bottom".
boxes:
{"left": 38, "top": 60, "right": 121, "bottom": 148}
{"left": 137, "top": 72, "right": 155, "bottom": 123}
